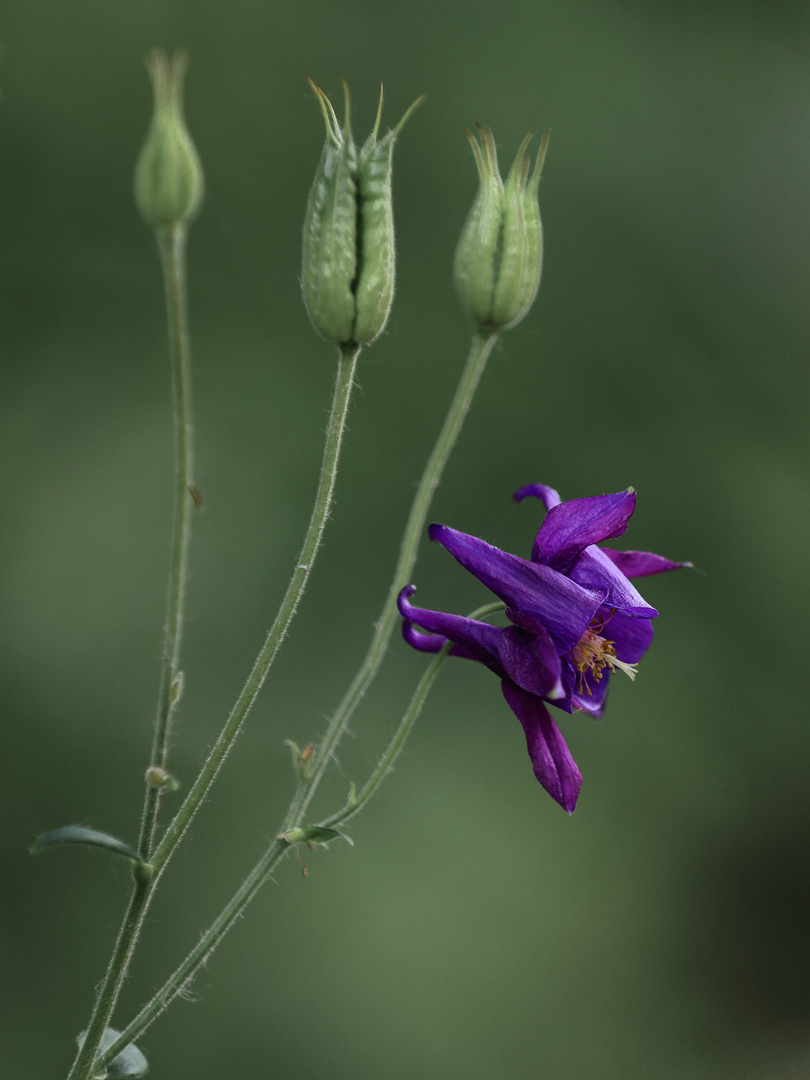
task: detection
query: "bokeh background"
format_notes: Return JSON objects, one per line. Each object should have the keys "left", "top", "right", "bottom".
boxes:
{"left": 2, "top": 1, "right": 809, "bottom": 1077}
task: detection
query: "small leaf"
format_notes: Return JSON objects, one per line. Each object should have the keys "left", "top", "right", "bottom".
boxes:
{"left": 30, "top": 826, "right": 144, "bottom": 866}
{"left": 284, "top": 738, "right": 302, "bottom": 761}
{"left": 284, "top": 739, "right": 316, "bottom": 779}
{"left": 280, "top": 826, "right": 353, "bottom": 847}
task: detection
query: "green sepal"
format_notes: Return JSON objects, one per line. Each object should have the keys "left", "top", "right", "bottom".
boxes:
{"left": 454, "top": 125, "right": 549, "bottom": 332}
{"left": 280, "top": 825, "right": 353, "bottom": 847}
{"left": 301, "top": 80, "right": 358, "bottom": 345}
{"left": 76, "top": 1027, "right": 148, "bottom": 1078}
{"left": 454, "top": 124, "right": 503, "bottom": 327}
{"left": 301, "top": 80, "right": 422, "bottom": 348}
{"left": 352, "top": 90, "right": 424, "bottom": 345}
{"left": 30, "top": 826, "right": 145, "bottom": 867}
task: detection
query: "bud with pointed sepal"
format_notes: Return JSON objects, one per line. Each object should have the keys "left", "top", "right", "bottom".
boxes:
{"left": 454, "top": 124, "right": 550, "bottom": 332}
{"left": 301, "top": 80, "right": 422, "bottom": 348}
{"left": 134, "top": 49, "right": 205, "bottom": 229}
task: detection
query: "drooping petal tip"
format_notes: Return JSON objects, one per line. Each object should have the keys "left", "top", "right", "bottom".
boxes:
{"left": 502, "top": 682, "right": 582, "bottom": 812}
{"left": 513, "top": 483, "right": 561, "bottom": 510}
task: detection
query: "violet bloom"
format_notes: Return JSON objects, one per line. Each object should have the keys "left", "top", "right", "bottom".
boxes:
{"left": 398, "top": 484, "right": 688, "bottom": 813}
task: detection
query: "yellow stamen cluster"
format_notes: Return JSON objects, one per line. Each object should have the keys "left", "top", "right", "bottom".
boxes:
{"left": 571, "top": 619, "right": 638, "bottom": 695}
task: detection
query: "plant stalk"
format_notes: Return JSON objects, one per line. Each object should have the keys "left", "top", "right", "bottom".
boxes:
{"left": 96, "top": 332, "right": 498, "bottom": 1066}
{"left": 298, "top": 329, "right": 498, "bottom": 821}
{"left": 150, "top": 345, "right": 360, "bottom": 874}
{"left": 69, "top": 344, "right": 359, "bottom": 1080}
{"left": 140, "top": 223, "right": 196, "bottom": 861}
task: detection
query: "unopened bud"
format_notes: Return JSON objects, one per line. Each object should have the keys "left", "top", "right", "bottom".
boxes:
{"left": 301, "top": 80, "right": 422, "bottom": 348}
{"left": 145, "top": 766, "right": 179, "bottom": 791}
{"left": 454, "top": 124, "right": 549, "bottom": 332}
{"left": 134, "top": 49, "right": 204, "bottom": 229}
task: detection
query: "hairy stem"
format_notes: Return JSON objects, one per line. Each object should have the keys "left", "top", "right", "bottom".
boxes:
{"left": 321, "top": 601, "right": 505, "bottom": 828}
{"left": 96, "top": 332, "right": 497, "bottom": 1066}
{"left": 97, "top": 841, "right": 288, "bottom": 1068}
{"left": 67, "top": 222, "right": 196, "bottom": 1080}
{"left": 150, "top": 345, "right": 360, "bottom": 874}
{"left": 298, "top": 329, "right": 498, "bottom": 820}
{"left": 69, "top": 345, "right": 359, "bottom": 1080}
{"left": 99, "top": 605, "right": 506, "bottom": 1067}
{"left": 140, "top": 223, "right": 196, "bottom": 861}
{"left": 66, "top": 869, "right": 153, "bottom": 1080}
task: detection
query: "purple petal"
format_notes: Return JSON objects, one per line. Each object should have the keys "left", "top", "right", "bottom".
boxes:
{"left": 497, "top": 624, "right": 564, "bottom": 700}
{"left": 532, "top": 489, "right": 636, "bottom": 571}
{"left": 501, "top": 681, "right": 582, "bottom": 812}
{"left": 571, "top": 664, "right": 611, "bottom": 716}
{"left": 602, "top": 549, "right": 692, "bottom": 578}
{"left": 401, "top": 619, "right": 447, "bottom": 655}
{"left": 604, "top": 610, "right": 655, "bottom": 664}
{"left": 428, "top": 524, "right": 604, "bottom": 654}
{"left": 569, "top": 546, "right": 658, "bottom": 618}
{"left": 568, "top": 610, "right": 655, "bottom": 715}
{"left": 398, "top": 585, "right": 505, "bottom": 673}
{"left": 513, "top": 483, "right": 562, "bottom": 511}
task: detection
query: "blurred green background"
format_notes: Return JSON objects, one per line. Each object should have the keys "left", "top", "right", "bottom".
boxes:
{"left": 2, "top": 1, "right": 809, "bottom": 1077}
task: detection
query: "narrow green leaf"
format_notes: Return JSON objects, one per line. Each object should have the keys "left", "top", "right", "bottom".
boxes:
{"left": 30, "top": 826, "right": 144, "bottom": 866}
{"left": 280, "top": 825, "right": 353, "bottom": 847}
{"left": 77, "top": 1027, "right": 148, "bottom": 1078}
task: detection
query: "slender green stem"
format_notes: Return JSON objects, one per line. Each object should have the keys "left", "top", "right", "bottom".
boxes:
{"left": 97, "top": 841, "right": 289, "bottom": 1069}
{"left": 94, "top": 331, "right": 495, "bottom": 1069}
{"left": 100, "top": 644, "right": 444, "bottom": 1067}
{"left": 100, "top": 641, "right": 441, "bottom": 1069}
{"left": 65, "top": 871, "right": 153, "bottom": 1080}
{"left": 67, "top": 222, "right": 195, "bottom": 1080}
{"left": 150, "top": 345, "right": 360, "bottom": 874}
{"left": 140, "top": 223, "right": 196, "bottom": 861}
{"left": 98, "top": 602, "right": 503, "bottom": 1069}
{"left": 69, "top": 346, "right": 358, "bottom": 1080}
{"left": 325, "top": 649, "right": 449, "bottom": 826}
{"left": 320, "top": 601, "right": 506, "bottom": 829}
{"left": 298, "top": 329, "right": 498, "bottom": 821}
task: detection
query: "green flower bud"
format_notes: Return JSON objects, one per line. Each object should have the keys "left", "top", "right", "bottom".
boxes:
{"left": 301, "top": 80, "right": 422, "bottom": 348}
{"left": 134, "top": 49, "right": 204, "bottom": 229}
{"left": 454, "top": 124, "right": 550, "bottom": 332}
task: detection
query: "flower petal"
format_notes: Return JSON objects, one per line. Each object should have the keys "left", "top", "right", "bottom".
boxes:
{"left": 571, "top": 662, "right": 611, "bottom": 716}
{"left": 428, "top": 524, "right": 604, "bottom": 654}
{"left": 401, "top": 619, "right": 447, "bottom": 655}
{"left": 532, "top": 489, "right": 636, "bottom": 571}
{"left": 397, "top": 585, "right": 505, "bottom": 672}
{"left": 496, "top": 624, "right": 564, "bottom": 699}
{"left": 602, "top": 549, "right": 692, "bottom": 578}
{"left": 513, "top": 483, "right": 562, "bottom": 511}
{"left": 605, "top": 609, "right": 655, "bottom": 664}
{"left": 569, "top": 610, "right": 655, "bottom": 714}
{"left": 501, "top": 681, "right": 582, "bottom": 812}
{"left": 569, "top": 545, "right": 658, "bottom": 618}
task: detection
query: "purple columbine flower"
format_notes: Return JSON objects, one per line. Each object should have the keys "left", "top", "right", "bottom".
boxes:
{"left": 398, "top": 484, "right": 688, "bottom": 813}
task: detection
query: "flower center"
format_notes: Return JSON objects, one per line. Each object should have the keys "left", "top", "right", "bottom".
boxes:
{"left": 571, "top": 616, "right": 638, "bottom": 695}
